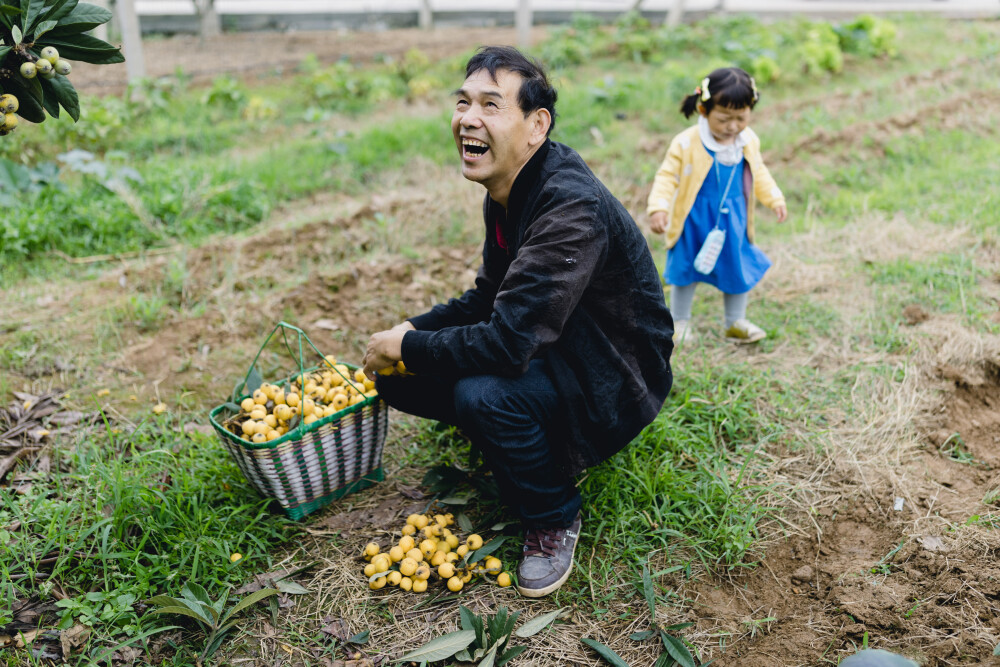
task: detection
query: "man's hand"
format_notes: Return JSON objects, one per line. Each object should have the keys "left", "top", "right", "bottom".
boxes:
{"left": 648, "top": 211, "right": 668, "bottom": 234}
{"left": 362, "top": 321, "right": 414, "bottom": 381}
{"left": 775, "top": 204, "right": 787, "bottom": 223}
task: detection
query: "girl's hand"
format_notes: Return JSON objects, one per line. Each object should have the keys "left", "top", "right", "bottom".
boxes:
{"left": 648, "top": 211, "right": 668, "bottom": 234}
{"left": 774, "top": 204, "right": 787, "bottom": 223}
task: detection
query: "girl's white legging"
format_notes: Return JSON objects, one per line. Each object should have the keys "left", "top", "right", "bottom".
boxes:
{"left": 670, "top": 284, "right": 748, "bottom": 328}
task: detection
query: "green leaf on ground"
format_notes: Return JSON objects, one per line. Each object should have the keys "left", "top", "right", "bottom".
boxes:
{"left": 466, "top": 537, "right": 505, "bottom": 564}
{"left": 581, "top": 638, "right": 631, "bottom": 667}
{"left": 660, "top": 630, "right": 696, "bottom": 667}
{"left": 642, "top": 562, "right": 656, "bottom": 621}
{"left": 514, "top": 608, "right": 563, "bottom": 638}
{"left": 398, "top": 630, "right": 476, "bottom": 662}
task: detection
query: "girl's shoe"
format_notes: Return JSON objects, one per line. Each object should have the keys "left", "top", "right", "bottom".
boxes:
{"left": 725, "top": 318, "right": 766, "bottom": 344}
{"left": 673, "top": 320, "right": 696, "bottom": 343}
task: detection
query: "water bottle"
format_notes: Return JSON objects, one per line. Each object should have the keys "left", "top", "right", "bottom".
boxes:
{"left": 693, "top": 228, "right": 725, "bottom": 274}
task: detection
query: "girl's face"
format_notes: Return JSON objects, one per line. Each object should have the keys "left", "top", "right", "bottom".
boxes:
{"left": 700, "top": 105, "right": 751, "bottom": 145}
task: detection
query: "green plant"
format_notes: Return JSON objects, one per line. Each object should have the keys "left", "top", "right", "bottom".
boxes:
{"left": 582, "top": 562, "right": 701, "bottom": 666}
{"left": 742, "top": 615, "right": 777, "bottom": 639}
{"left": 796, "top": 21, "right": 844, "bottom": 74}
{"left": 836, "top": 15, "right": 898, "bottom": 58}
{"left": 0, "top": 0, "right": 123, "bottom": 133}
{"left": 870, "top": 541, "right": 904, "bottom": 576}
{"left": 126, "top": 70, "right": 191, "bottom": 116}
{"left": 397, "top": 605, "right": 561, "bottom": 666}
{"left": 0, "top": 154, "right": 61, "bottom": 205}
{"left": 748, "top": 55, "right": 780, "bottom": 84}
{"left": 55, "top": 590, "right": 138, "bottom": 631}
{"left": 201, "top": 75, "right": 247, "bottom": 111}
{"left": 125, "top": 293, "right": 170, "bottom": 331}
{"left": 938, "top": 433, "right": 980, "bottom": 467}
{"left": 147, "top": 581, "right": 279, "bottom": 664}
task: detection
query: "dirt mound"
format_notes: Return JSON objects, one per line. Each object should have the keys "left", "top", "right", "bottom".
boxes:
{"left": 931, "top": 359, "right": 1000, "bottom": 467}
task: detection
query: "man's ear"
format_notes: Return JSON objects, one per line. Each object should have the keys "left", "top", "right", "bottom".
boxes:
{"left": 529, "top": 108, "right": 551, "bottom": 145}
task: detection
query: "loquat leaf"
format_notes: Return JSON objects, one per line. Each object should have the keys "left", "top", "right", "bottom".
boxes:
{"left": 220, "top": 588, "right": 279, "bottom": 623}
{"left": 514, "top": 608, "right": 563, "bottom": 638}
{"left": 581, "top": 638, "right": 631, "bottom": 667}
{"left": 477, "top": 641, "right": 499, "bottom": 667}
{"left": 398, "top": 630, "right": 476, "bottom": 662}
{"left": 148, "top": 605, "right": 211, "bottom": 626}
{"left": 659, "top": 630, "right": 696, "bottom": 667}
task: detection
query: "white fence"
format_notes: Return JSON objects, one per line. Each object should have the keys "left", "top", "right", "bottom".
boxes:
{"left": 132, "top": 0, "right": 999, "bottom": 20}
{"left": 109, "top": 0, "right": 998, "bottom": 81}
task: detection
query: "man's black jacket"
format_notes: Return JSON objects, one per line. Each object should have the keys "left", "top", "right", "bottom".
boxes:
{"left": 402, "top": 139, "right": 674, "bottom": 475}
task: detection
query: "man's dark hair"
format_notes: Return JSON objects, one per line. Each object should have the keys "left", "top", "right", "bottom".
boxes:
{"left": 465, "top": 45, "right": 558, "bottom": 136}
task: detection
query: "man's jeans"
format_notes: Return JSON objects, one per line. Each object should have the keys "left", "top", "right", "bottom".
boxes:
{"left": 375, "top": 359, "right": 582, "bottom": 528}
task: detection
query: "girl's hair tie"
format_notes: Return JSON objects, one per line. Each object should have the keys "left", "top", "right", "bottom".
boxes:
{"left": 750, "top": 76, "right": 759, "bottom": 101}
{"left": 700, "top": 77, "right": 711, "bottom": 102}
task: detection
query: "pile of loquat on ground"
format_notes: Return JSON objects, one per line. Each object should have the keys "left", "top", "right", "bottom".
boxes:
{"left": 363, "top": 511, "right": 511, "bottom": 593}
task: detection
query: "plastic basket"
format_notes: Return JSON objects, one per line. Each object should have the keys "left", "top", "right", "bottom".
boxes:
{"left": 209, "top": 322, "right": 388, "bottom": 520}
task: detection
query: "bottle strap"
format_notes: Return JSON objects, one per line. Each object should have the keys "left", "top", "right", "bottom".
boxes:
{"left": 713, "top": 157, "right": 739, "bottom": 230}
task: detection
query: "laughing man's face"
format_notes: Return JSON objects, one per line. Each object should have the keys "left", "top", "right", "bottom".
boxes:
{"left": 451, "top": 68, "right": 547, "bottom": 207}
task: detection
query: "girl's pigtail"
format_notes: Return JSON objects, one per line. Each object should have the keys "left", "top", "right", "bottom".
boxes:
{"left": 680, "top": 92, "right": 700, "bottom": 118}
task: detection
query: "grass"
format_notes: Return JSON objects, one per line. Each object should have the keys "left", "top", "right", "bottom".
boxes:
{"left": 1, "top": 419, "right": 292, "bottom": 660}
{"left": 2, "top": 10, "right": 999, "bottom": 666}
{"left": 581, "top": 362, "right": 782, "bottom": 572}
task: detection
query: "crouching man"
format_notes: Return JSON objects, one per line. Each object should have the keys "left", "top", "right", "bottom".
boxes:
{"left": 363, "top": 46, "right": 673, "bottom": 597}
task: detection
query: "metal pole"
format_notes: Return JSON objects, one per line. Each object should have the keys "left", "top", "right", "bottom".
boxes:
{"left": 419, "top": 0, "right": 433, "bottom": 29}
{"left": 667, "top": 0, "right": 686, "bottom": 27}
{"left": 516, "top": 0, "right": 532, "bottom": 49}
{"left": 194, "top": 0, "right": 221, "bottom": 42}
{"left": 116, "top": 0, "right": 145, "bottom": 82}
{"left": 90, "top": 0, "right": 109, "bottom": 40}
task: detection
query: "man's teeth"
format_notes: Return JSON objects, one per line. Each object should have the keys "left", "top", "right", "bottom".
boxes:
{"left": 463, "top": 139, "right": 489, "bottom": 155}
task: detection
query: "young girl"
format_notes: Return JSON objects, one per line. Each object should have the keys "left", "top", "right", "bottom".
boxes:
{"left": 647, "top": 67, "right": 787, "bottom": 344}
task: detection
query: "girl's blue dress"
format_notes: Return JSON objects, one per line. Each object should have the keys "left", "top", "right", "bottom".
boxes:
{"left": 665, "top": 147, "right": 771, "bottom": 294}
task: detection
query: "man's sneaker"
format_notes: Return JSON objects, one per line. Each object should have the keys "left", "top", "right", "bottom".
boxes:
{"left": 517, "top": 512, "right": 582, "bottom": 598}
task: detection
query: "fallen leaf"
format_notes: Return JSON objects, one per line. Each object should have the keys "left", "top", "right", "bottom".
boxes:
{"left": 320, "top": 618, "right": 351, "bottom": 642}
{"left": 275, "top": 579, "right": 310, "bottom": 595}
{"left": 48, "top": 411, "right": 88, "bottom": 426}
{"left": 114, "top": 645, "right": 142, "bottom": 665}
{"left": 60, "top": 624, "right": 90, "bottom": 657}
{"left": 14, "top": 628, "right": 43, "bottom": 647}
{"left": 96, "top": 389, "right": 110, "bottom": 397}
{"left": 395, "top": 482, "right": 426, "bottom": 500}
{"left": 233, "top": 568, "right": 293, "bottom": 595}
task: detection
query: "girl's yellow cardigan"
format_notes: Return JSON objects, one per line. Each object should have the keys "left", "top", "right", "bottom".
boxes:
{"left": 646, "top": 125, "right": 785, "bottom": 249}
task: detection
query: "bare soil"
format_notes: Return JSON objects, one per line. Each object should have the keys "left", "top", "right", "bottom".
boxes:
{"left": 5, "top": 24, "right": 1000, "bottom": 667}
{"left": 70, "top": 25, "right": 548, "bottom": 96}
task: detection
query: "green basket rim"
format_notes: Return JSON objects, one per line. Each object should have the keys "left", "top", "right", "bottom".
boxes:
{"left": 208, "top": 361, "right": 383, "bottom": 451}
